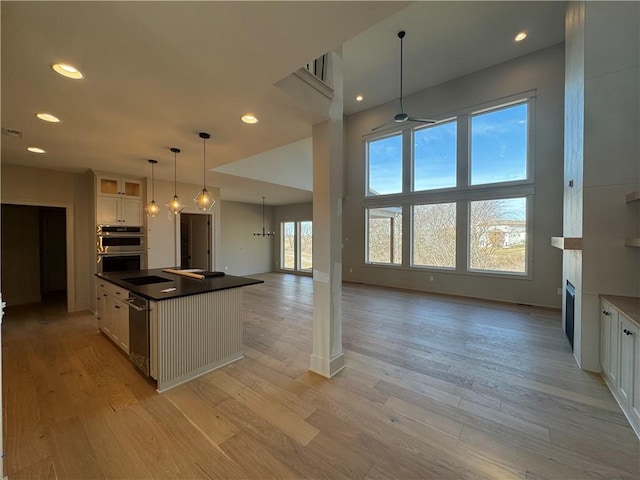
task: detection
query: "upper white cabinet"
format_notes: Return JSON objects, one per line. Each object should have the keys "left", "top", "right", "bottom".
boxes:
{"left": 96, "top": 175, "right": 143, "bottom": 225}
{"left": 98, "top": 176, "right": 142, "bottom": 199}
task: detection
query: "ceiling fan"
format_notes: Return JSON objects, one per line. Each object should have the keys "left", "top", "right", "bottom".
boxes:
{"left": 371, "top": 30, "right": 436, "bottom": 132}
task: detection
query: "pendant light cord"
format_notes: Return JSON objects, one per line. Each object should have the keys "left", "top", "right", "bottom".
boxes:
{"left": 174, "top": 151, "right": 177, "bottom": 196}
{"left": 203, "top": 136, "right": 206, "bottom": 187}
{"left": 151, "top": 162, "right": 155, "bottom": 200}
{"left": 399, "top": 30, "right": 405, "bottom": 115}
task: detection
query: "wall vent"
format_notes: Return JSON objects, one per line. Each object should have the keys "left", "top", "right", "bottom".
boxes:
{"left": 1, "top": 127, "right": 23, "bottom": 138}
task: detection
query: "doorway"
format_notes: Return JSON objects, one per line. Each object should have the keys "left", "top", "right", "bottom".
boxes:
{"left": 1, "top": 204, "right": 67, "bottom": 307}
{"left": 180, "top": 213, "right": 212, "bottom": 270}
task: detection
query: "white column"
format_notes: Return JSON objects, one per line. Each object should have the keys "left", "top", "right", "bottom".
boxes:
{"left": 310, "top": 49, "right": 345, "bottom": 378}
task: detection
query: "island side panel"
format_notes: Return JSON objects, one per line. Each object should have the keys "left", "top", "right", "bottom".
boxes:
{"left": 156, "top": 288, "right": 244, "bottom": 392}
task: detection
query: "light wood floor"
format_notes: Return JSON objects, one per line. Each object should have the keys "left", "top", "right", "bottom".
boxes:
{"left": 3, "top": 273, "right": 639, "bottom": 479}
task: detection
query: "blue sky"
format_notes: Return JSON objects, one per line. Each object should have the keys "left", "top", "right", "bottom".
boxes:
{"left": 368, "top": 103, "right": 528, "bottom": 197}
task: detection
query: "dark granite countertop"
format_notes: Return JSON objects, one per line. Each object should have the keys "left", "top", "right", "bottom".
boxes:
{"left": 96, "top": 268, "right": 263, "bottom": 301}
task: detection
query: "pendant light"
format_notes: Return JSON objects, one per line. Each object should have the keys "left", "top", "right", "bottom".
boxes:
{"left": 145, "top": 159, "right": 160, "bottom": 217}
{"left": 194, "top": 132, "right": 214, "bottom": 211}
{"left": 167, "top": 147, "right": 184, "bottom": 214}
{"left": 253, "top": 197, "right": 275, "bottom": 237}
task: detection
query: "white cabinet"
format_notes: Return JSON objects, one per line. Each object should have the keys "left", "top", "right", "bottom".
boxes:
{"left": 96, "top": 175, "right": 143, "bottom": 225}
{"left": 619, "top": 316, "right": 638, "bottom": 414}
{"left": 600, "top": 297, "right": 640, "bottom": 438}
{"left": 601, "top": 301, "right": 619, "bottom": 386}
{"left": 96, "top": 280, "right": 130, "bottom": 355}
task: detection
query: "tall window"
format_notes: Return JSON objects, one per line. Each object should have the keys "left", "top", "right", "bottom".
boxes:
{"left": 299, "top": 221, "right": 313, "bottom": 272}
{"left": 282, "top": 222, "right": 295, "bottom": 270}
{"left": 470, "top": 103, "right": 528, "bottom": 185}
{"left": 412, "top": 202, "right": 456, "bottom": 269}
{"left": 469, "top": 198, "right": 527, "bottom": 273}
{"left": 281, "top": 220, "right": 313, "bottom": 273}
{"left": 364, "top": 97, "right": 532, "bottom": 277}
{"left": 367, "top": 134, "right": 402, "bottom": 196}
{"left": 367, "top": 207, "right": 402, "bottom": 265}
{"left": 413, "top": 121, "right": 457, "bottom": 191}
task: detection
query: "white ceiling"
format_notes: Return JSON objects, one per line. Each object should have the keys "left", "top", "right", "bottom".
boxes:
{"left": 1, "top": 1, "right": 565, "bottom": 206}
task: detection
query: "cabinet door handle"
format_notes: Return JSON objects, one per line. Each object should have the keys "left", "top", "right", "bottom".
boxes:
{"left": 623, "top": 329, "right": 633, "bottom": 336}
{"left": 115, "top": 305, "right": 120, "bottom": 309}
{"left": 603, "top": 310, "right": 611, "bottom": 316}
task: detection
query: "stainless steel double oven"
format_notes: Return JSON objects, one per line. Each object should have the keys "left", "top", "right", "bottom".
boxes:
{"left": 96, "top": 225, "right": 145, "bottom": 273}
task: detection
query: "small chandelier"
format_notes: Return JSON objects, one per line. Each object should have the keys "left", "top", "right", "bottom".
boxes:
{"left": 167, "top": 147, "right": 184, "bottom": 214}
{"left": 253, "top": 197, "right": 275, "bottom": 237}
{"left": 145, "top": 159, "right": 160, "bottom": 217}
{"left": 194, "top": 132, "right": 214, "bottom": 211}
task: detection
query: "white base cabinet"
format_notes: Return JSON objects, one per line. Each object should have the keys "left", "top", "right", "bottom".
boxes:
{"left": 96, "top": 281, "right": 130, "bottom": 355}
{"left": 600, "top": 297, "right": 640, "bottom": 438}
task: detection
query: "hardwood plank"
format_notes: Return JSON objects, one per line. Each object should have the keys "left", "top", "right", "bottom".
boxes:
{"left": 4, "top": 274, "right": 639, "bottom": 480}
{"left": 10, "top": 456, "right": 58, "bottom": 480}
{"left": 224, "top": 363, "right": 317, "bottom": 419}
{"left": 77, "top": 400, "right": 153, "bottom": 479}
{"left": 164, "top": 381, "right": 240, "bottom": 445}
{"left": 216, "top": 397, "right": 348, "bottom": 479}
{"left": 45, "top": 416, "right": 105, "bottom": 479}
{"left": 384, "top": 394, "right": 463, "bottom": 437}
{"left": 4, "top": 383, "right": 50, "bottom": 476}
{"left": 219, "top": 431, "right": 302, "bottom": 479}
{"left": 234, "top": 386, "right": 320, "bottom": 446}
{"left": 458, "top": 399, "right": 550, "bottom": 442}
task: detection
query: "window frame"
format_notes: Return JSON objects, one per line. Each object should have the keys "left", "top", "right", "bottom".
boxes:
{"left": 365, "top": 205, "right": 403, "bottom": 266}
{"left": 281, "top": 221, "right": 296, "bottom": 271}
{"left": 362, "top": 92, "right": 535, "bottom": 279}
{"left": 297, "top": 220, "right": 313, "bottom": 272}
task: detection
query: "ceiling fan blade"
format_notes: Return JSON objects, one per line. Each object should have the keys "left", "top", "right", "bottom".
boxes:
{"left": 370, "top": 121, "right": 394, "bottom": 132}
{"left": 406, "top": 117, "right": 437, "bottom": 124}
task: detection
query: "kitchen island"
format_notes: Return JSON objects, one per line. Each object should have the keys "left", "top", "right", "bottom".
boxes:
{"left": 96, "top": 268, "right": 263, "bottom": 392}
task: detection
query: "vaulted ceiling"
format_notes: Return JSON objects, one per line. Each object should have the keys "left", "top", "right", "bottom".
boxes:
{"left": 1, "top": 2, "right": 565, "bottom": 205}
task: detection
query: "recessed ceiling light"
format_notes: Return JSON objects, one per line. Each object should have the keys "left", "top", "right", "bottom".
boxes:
{"left": 241, "top": 114, "right": 259, "bottom": 124}
{"left": 36, "top": 113, "right": 61, "bottom": 123}
{"left": 27, "top": 147, "right": 46, "bottom": 154}
{"left": 515, "top": 32, "right": 527, "bottom": 42}
{"left": 356, "top": 95, "right": 364, "bottom": 102}
{"left": 52, "top": 63, "right": 84, "bottom": 79}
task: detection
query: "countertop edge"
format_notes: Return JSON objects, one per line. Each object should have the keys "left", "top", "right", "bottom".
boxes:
{"left": 95, "top": 270, "right": 264, "bottom": 301}
{"left": 600, "top": 294, "right": 640, "bottom": 326}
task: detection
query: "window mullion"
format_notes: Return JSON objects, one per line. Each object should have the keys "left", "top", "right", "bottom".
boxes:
{"left": 457, "top": 115, "right": 470, "bottom": 272}
{"left": 402, "top": 129, "right": 412, "bottom": 266}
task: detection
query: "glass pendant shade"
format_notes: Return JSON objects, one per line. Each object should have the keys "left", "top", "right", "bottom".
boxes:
{"left": 167, "top": 147, "right": 184, "bottom": 214}
{"left": 194, "top": 188, "right": 213, "bottom": 210}
{"left": 195, "top": 132, "right": 215, "bottom": 211}
{"left": 146, "top": 159, "right": 160, "bottom": 217}
{"left": 168, "top": 195, "right": 184, "bottom": 214}
{"left": 146, "top": 199, "right": 161, "bottom": 217}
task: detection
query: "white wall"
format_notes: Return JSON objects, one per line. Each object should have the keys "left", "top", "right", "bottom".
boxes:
{"left": 343, "top": 44, "right": 566, "bottom": 308}
{"left": 1, "top": 164, "right": 92, "bottom": 312}
{"left": 219, "top": 200, "right": 273, "bottom": 276}
{"left": 146, "top": 178, "right": 220, "bottom": 270}
{"left": 563, "top": 1, "right": 640, "bottom": 371}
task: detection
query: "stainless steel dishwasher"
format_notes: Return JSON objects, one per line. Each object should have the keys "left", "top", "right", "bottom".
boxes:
{"left": 128, "top": 293, "right": 150, "bottom": 376}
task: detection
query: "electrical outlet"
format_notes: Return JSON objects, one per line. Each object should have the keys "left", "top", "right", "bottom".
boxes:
{"left": 429, "top": 276, "right": 434, "bottom": 282}
{"left": 224, "top": 266, "right": 228, "bottom": 271}
{"left": 349, "top": 268, "right": 353, "bottom": 273}
{"left": 557, "top": 287, "right": 562, "bottom": 295}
